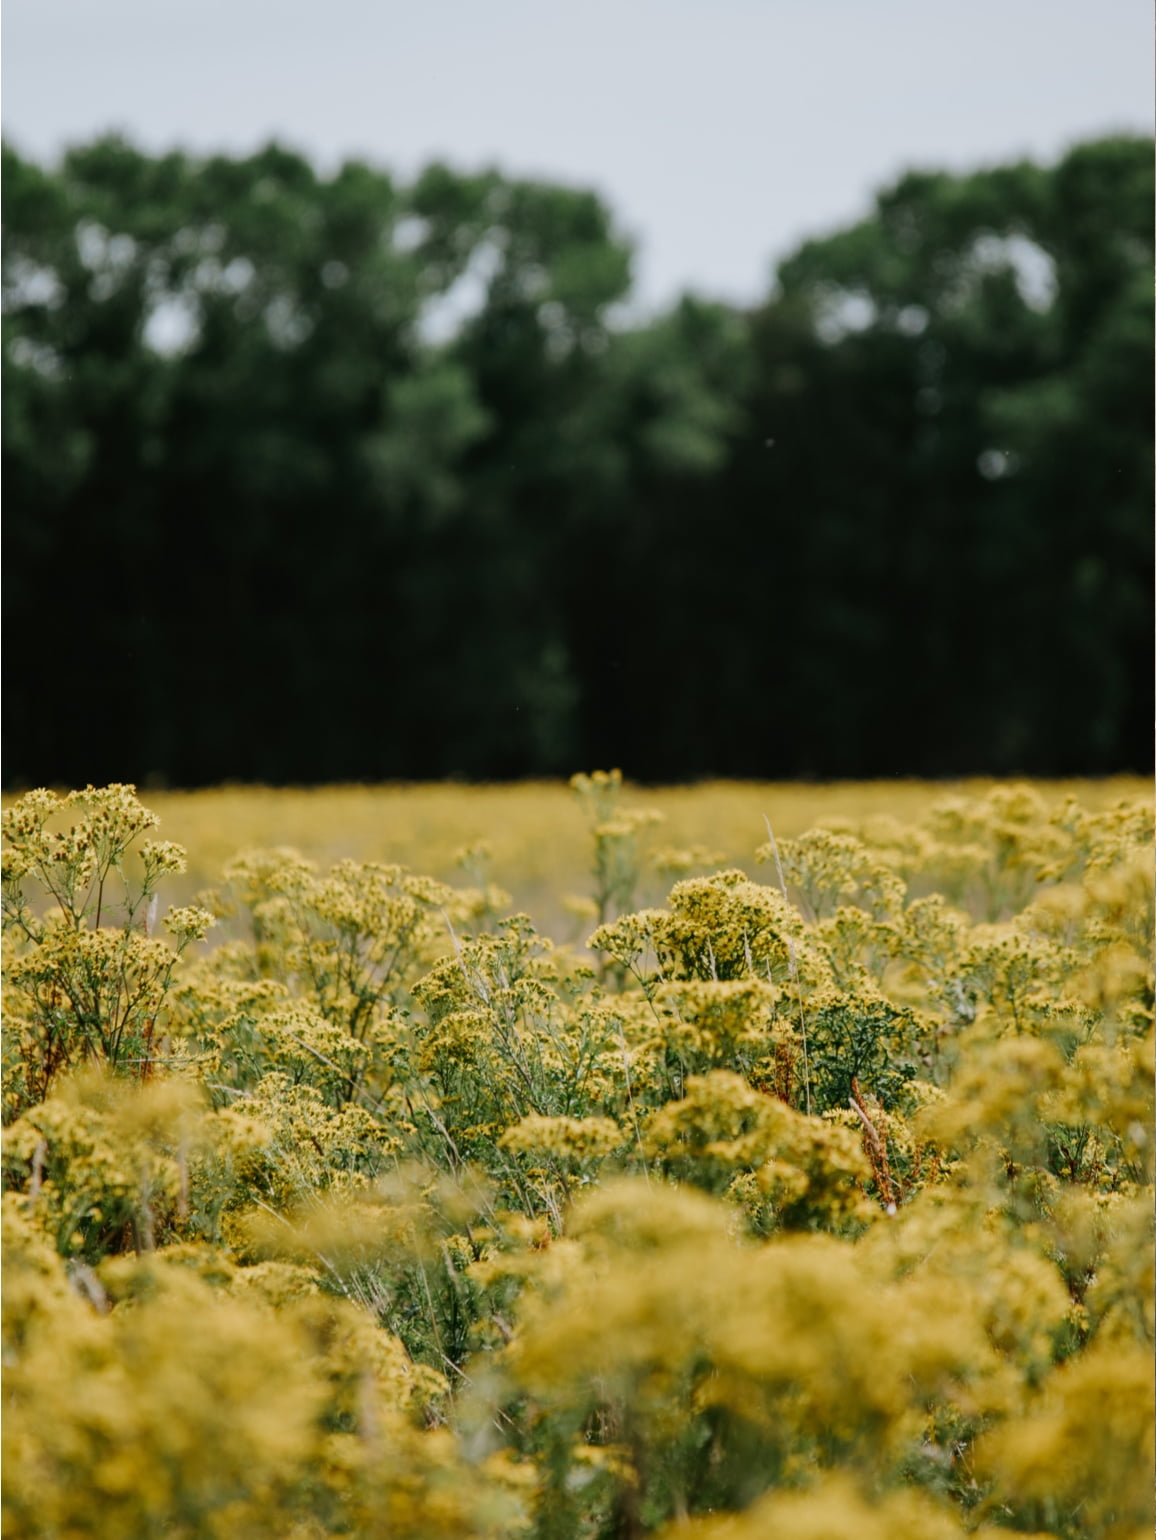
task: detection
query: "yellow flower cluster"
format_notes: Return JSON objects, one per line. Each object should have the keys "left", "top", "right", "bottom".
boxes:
{"left": 1, "top": 778, "right": 1151, "bottom": 1539}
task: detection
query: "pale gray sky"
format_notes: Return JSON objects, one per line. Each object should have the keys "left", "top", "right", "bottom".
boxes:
{"left": 3, "top": 0, "right": 1152, "bottom": 310}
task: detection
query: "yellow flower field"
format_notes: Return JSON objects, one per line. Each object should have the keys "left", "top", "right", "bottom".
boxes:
{"left": 3, "top": 775, "right": 1152, "bottom": 1539}
{"left": 142, "top": 775, "right": 1148, "bottom": 929}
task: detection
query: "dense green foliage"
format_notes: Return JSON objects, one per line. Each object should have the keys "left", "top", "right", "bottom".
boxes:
{"left": 3, "top": 135, "right": 1152, "bottom": 784}
{"left": 3, "top": 778, "right": 1152, "bottom": 1538}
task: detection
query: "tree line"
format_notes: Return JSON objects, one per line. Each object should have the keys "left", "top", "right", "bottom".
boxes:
{"left": 3, "top": 133, "right": 1151, "bottom": 786}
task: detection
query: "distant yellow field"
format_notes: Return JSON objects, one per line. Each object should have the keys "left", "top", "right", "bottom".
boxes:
{"left": 142, "top": 776, "right": 1149, "bottom": 928}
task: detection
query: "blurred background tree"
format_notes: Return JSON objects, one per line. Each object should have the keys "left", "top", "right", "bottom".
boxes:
{"left": 3, "top": 133, "right": 1151, "bottom": 786}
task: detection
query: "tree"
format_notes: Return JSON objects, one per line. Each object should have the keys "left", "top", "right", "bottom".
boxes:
{"left": 3, "top": 135, "right": 1151, "bottom": 785}
{"left": 588, "top": 135, "right": 1152, "bottom": 778}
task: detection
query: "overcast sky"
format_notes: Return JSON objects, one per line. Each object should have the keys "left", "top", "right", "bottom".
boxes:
{"left": 4, "top": 0, "right": 1152, "bottom": 311}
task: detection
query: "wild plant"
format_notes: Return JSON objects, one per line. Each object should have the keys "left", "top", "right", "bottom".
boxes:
{"left": 2, "top": 778, "right": 1152, "bottom": 1540}
{"left": 2, "top": 784, "right": 212, "bottom": 1116}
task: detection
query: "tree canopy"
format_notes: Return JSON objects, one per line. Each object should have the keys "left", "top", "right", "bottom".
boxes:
{"left": 3, "top": 133, "right": 1151, "bottom": 785}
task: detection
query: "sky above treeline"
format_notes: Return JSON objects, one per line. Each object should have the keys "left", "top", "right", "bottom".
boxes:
{"left": 4, "top": 0, "right": 1152, "bottom": 312}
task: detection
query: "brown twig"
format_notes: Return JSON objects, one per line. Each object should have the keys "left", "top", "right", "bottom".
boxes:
{"left": 849, "top": 1076, "right": 896, "bottom": 1213}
